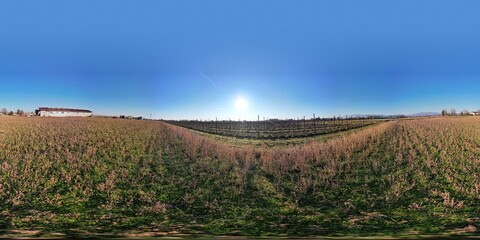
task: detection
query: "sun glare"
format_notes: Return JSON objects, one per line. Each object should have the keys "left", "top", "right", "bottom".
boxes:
{"left": 234, "top": 96, "right": 249, "bottom": 111}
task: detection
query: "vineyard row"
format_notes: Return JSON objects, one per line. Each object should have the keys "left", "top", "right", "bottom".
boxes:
{"left": 165, "top": 118, "right": 380, "bottom": 139}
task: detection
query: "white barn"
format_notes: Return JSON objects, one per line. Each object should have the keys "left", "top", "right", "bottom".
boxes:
{"left": 36, "top": 107, "right": 92, "bottom": 117}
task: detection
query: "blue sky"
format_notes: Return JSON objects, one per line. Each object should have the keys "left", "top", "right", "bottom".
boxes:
{"left": 1, "top": 0, "right": 480, "bottom": 119}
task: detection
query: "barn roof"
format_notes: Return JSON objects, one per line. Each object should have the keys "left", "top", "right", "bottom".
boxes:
{"left": 38, "top": 107, "right": 92, "bottom": 113}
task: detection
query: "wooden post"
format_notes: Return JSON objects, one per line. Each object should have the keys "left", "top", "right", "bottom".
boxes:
{"left": 303, "top": 116, "right": 306, "bottom": 136}
{"left": 257, "top": 115, "right": 260, "bottom": 137}
{"left": 263, "top": 116, "right": 266, "bottom": 131}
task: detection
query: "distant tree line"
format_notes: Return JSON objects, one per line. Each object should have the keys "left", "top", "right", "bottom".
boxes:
{"left": 0, "top": 108, "right": 26, "bottom": 116}
{"left": 441, "top": 108, "right": 479, "bottom": 116}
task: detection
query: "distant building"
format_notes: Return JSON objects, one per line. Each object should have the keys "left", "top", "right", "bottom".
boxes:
{"left": 35, "top": 107, "right": 92, "bottom": 117}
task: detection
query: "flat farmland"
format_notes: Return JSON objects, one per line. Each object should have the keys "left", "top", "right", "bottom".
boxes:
{"left": 0, "top": 117, "right": 480, "bottom": 238}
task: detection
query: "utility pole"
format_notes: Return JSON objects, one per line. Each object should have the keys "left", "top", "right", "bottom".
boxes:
{"left": 313, "top": 113, "right": 316, "bottom": 135}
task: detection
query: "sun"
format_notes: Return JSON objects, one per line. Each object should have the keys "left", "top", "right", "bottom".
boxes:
{"left": 234, "top": 96, "right": 249, "bottom": 111}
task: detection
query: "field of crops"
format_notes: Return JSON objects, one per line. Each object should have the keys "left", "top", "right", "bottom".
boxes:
{"left": 166, "top": 118, "right": 378, "bottom": 139}
{"left": 0, "top": 116, "right": 480, "bottom": 238}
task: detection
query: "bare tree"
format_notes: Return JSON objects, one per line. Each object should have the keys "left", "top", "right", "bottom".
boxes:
{"left": 460, "top": 109, "right": 470, "bottom": 116}
{"left": 441, "top": 109, "right": 448, "bottom": 116}
{"left": 16, "top": 109, "right": 24, "bottom": 116}
{"left": 450, "top": 108, "right": 457, "bottom": 116}
{"left": 1, "top": 108, "right": 7, "bottom": 115}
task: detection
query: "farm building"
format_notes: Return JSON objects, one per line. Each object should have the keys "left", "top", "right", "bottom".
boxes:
{"left": 35, "top": 107, "right": 92, "bottom": 117}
